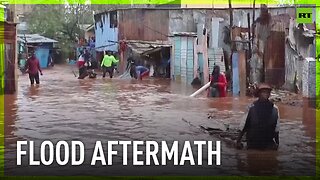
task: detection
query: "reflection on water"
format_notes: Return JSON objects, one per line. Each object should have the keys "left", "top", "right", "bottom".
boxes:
{"left": 3, "top": 65, "right": 316, "bottom": 176}
{"left": 27, "top": 85, "right": 40, "bottom": 100}
{"left": 236, "top": 150, "right": 280, "bottom": 176}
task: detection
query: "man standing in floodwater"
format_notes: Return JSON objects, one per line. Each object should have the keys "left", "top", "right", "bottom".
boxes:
{"left": 236, "top": 83, "right": 280, "bottom": 150}
{"left": 101, "top": 51, "right": 119, "bottom": 78}
{"left": 25, "top": 50, "right": 43, "bottom": 85}
{"left": 208, "top": 65, "right": 227, "bottom": 97}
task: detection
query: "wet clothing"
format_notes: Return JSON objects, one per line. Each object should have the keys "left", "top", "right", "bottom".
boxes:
{"left": 78, "top": 67, "right": 88, "bottom": 79}
{"left": 90, "top": 60, "right": 98, "bottom": 69}
{"left": 26, "top": 56, "right": 42, "bottom": 85}
{"left": 83, "top": 52, "right": 90, "bottom": 63}
{"left": 135, "top": 66, "right": 149, "bottom": 80}
{"left": 101, "top": 55, "right": 118, "bottom": 68}
{"left": 77, "top": 55, "right": 87, "bottom": 79}
{"left": 101, "top": 55, "right": 118, "bottom": 78}
{"left": 26, "top": 56, "right": 42, "bottom": 75}
{"left": 208, "top": 73, "right": 227, "bottom": 97}
{"left": 102, "top": 66, "right": 114, "bottom": 78}
{"left": 29, "top": 73, "right": 40, "bottom": 85}
{"left": 88, "top": 69, "right": 97, "bottom": 79}
{"left": 241, "top": 100, "right": 280, "bottom": 150}
{"left": 130, "top": 66, "right": 137, "bottom": 79}
{"left": 77, "top": 56, "right": 85, "bottom": 68}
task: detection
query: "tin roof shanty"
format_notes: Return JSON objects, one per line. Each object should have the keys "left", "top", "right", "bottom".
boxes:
{"left": 17, "top": 34, "right": 58, "bottom": 44}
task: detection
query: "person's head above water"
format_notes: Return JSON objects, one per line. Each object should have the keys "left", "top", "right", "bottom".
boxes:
{"left": 29, "top": 48, "right": 36, "bottom": 58}
{"left": 212, "top": 65, "right": 220, "bottom": 75}
{"left": 257, "top": 83, "right": 272, "bottom": 101}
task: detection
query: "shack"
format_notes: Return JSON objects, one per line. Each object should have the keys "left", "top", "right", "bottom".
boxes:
{"left": 17, "top": 34, "right": 58, "bottom": 68}
{"left": 94, "top": 9, "right": 171, "bottom": 75}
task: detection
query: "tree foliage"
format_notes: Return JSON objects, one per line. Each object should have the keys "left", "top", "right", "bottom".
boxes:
{"left": 25, "top": 3, "right": 134, "bottom": 59}
{"left": 26, "top": 4, "right": 93, "bottom": 42}
{"left": 25, "top": 4, "right": 94, "bottom": 59}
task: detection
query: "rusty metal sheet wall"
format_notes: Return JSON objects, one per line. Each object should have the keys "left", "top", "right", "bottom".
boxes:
{"left": 264, "top": 31, "right": 285, "bottom": 88}
{"left": 238, "top": 51, "right": 247, "bottom": 97}
{"left": 119, "top": 9, "right": 169, "bottom": 41}
{"left": 0, "top": 23, "right": 16, "bottom": 42}
{"left": 271, "top": 14, "right": 291, "bottom": 33}
{"left": 1, "top": 23, "right": 17, "bottom": 94}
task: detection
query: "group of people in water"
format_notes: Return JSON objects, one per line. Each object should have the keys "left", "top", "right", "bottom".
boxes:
{"left": 76, "top": 50, "right": 150, "bottom": 81}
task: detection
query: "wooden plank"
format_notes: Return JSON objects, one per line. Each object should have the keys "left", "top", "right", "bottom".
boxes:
{"left": 174, "top": 37, "right": 181, "bottom": 80}
{"left": 238, "top": 51, "right": 247, "bottom": 97}
{"left": 180, "top": 37, "right": 188, "bottom": 83}
{"left": 232, "top": 53, "right": 239, "bottom": 95}
{"left": 186, "top": 37, "right": 194, "bottom": 85}
{"left": 264, "top": 31, "right": 285, "bottom": 88}
{"left": 198, "top": 53, "right": 204, "bottom": 84}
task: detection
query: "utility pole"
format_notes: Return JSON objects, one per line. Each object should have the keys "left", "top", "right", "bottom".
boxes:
{"left": 228, "top": 0, "right": 233, "bottom": 51}
{"left": 252, "top": 0, "right": 256, "bottom": 46}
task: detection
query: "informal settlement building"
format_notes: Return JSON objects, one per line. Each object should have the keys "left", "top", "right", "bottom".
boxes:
{"left": 1, "top": 4, "right": 17, "bottom": 94}
{"left": 93, "top": 5, "right": 316, "bottom": 98}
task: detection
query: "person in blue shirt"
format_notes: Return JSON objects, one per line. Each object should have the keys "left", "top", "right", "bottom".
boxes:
{"left": 130, "top": 63, "right": 150, "bottom": 80}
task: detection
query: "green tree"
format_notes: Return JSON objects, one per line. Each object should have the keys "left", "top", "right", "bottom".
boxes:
{"left": 25, "top": 4, "right": 94, "bottom": 60}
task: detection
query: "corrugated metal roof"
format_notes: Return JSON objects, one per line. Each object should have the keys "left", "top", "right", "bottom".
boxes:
{"left": 17, "top": 34, "right": 58, "bottom": 43}
{"left": 85, "top": 24, "right": 94, "bottom": 31}
{"left": 126, "top": 40, "right": 171, "bottom": 55}
{"left": 79, "top": 24, "right": 92, "bottom": 31}
{"left": 94, "top": 5, "right": 307, "bottom": 16}
{"left": 302, "top": 30, "right": 316, "bottom": 38}
{"left": 172, "top": 32, "right": 197, "bottom": 36}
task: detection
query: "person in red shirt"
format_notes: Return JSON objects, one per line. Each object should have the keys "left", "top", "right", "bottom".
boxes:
{"left": 208, "top": 65, "right": 227, "bottom": 97}
{"left": 25, "top": 52, "right": 43, "bottom": 85}
{"left": 77, "top": 53, "right": 87, "bottom": 79}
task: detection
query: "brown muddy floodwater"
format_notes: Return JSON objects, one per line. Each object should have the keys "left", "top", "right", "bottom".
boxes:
{"left": 4, "top": 65, "right": 317, "bottom": 176}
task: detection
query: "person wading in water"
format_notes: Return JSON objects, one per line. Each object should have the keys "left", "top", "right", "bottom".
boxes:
{"left": 25, "top": 50, "right": 43, "bottom": 85}
{"left": 236, "top": 83, "right": 280, "bottom": 150}
{"left": 208, "top": 65, "right": 227, "bottom": 97}
{"left": 101, "top": 51, "right": 119, "bottom": 78}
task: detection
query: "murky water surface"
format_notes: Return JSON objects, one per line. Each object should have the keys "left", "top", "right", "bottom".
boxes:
{"left": 4, "top": 65, "right": 317, "bottom": 176}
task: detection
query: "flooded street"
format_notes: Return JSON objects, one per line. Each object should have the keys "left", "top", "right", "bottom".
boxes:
{"left": 4, "top": 65, "right": 316, "bottom": 176}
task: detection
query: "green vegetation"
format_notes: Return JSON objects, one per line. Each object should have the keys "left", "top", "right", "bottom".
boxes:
{"left": 25, "top": 4, "right": 94, "bottom": 61}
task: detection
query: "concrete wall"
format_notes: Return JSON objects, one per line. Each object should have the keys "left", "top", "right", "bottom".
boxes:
{"left": 302, "top": 58, "right": 316, "bottom": 98}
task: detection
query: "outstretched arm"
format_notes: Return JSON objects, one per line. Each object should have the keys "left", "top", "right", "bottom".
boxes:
{"left": 101, "top": 56, "right": 105, "bottom": 67}
{"left": 236, "top": 109, "right": 251, "bottom": 147}
{"left": 37, "top": 61, "right": 43, "bottom": 75}
{"left": 112, "top": 57, "right": 119, "bottom": 64}
{"left": 274, "top": 132, "right": 279, "bottom": 145}
{"left": 274, "top": 105, "right": 280, "bottom": 146}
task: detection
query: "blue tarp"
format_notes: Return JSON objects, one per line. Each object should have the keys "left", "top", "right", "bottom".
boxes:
{"left": 35, "top": 48, "right": 49, "bottom": 68}
{"left": 232, "top": 53, "right": 240, "bottom": 96}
